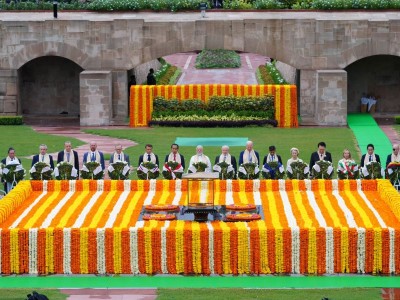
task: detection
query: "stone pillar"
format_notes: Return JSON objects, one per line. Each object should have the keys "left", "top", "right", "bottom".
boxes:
{"left": 0, "top": 70, "right": 18, "bottom": 115}
{"left": 315, "top": 70, "right": 347, "bottom": 126}
{"left": 299, "top": 69, "right": 317, "bottom": 124}
{"left": 80, "top": 71, "right": 112, "bottom": 126}
{"left": 111, "top": 70, "right": 128, "bottom": 124}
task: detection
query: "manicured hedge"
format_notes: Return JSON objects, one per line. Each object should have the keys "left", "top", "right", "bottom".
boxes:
{"left": 395, "top": 116, "right": 400, "bottom": 124}
{"left": 0, "top": 116, "right": 23, "bottom": 125}
{"left": 195, "top": 49, "right": 241, "bottom": 69}
{"left": 149, "top": 119, "right": 278, "bottom": 127}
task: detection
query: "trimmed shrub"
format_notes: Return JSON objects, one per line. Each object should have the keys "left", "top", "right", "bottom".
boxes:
{"left": 149, "top": 119, "right": 278, "bottom": 127}
{"left": 195, "top": 49, "right": 241, "bottom": 69}
{"left": 395, "top": 116, "right": 400, "bottom": 124}
{"left": 0, "top": 116, "right": 23, "bottom": 125}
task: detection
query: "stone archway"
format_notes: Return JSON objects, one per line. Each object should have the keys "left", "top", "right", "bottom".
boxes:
{"left": 19, "top": 56, "right": 83, "bottom": 122}
{"left": 345, "top": 55, "right": 400, "bottom": 114}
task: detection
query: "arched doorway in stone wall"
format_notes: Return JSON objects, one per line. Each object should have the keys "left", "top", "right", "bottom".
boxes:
{"left": 345, "top": 55, "right": 400, "bottom": 114}
{"left": 18, "top": 56, "right": 83, "bottom": 125}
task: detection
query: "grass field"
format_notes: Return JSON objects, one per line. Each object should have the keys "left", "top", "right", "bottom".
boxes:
{"left": 83, "top": 127, "right": 360, "bottom": 169}
{"left": 157, "top": 288, "right": 382, "bottom": 300}
{"left": 0, "top": 289, "right": 67, "bottom": 300}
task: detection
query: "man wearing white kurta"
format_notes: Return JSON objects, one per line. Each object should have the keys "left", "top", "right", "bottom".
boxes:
{"left": 188, "top": 145, "right": 212, "bottom": 173}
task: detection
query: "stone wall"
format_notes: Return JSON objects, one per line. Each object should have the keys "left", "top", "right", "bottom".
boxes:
{"left": 275, "top": 61, "right": 297, "bottom": 84}
{"left": 0, "top": 70, "right": 17, "bottom": 115}
{"left": 80, "top": 71, "right": 112, "bottom": 126}
{"left": 131, "top": 60, "right": 162, "bottom": 85}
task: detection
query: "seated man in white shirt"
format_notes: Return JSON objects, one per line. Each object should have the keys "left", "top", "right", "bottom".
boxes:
{"left": 188, "top": 145, "right": 212, "bottom": 173}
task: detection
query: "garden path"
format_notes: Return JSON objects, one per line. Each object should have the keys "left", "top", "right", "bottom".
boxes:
{"left": 164, "top": 51, "right": 269, "bottom": 84}
{"left": 60, "top": 288, "right": 157, "bottom": 300}
{"left": 30, "top": 126, "right": 137, "bottom": 169}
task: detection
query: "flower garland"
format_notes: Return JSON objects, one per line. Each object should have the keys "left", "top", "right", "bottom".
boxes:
{"left": 29, "top": 162, "right": 53, "bottom": 180}
{"left": 54, "top": 162, "right": 78, "bottom": 180}
{"left": 262, "top": 161, "right": 285, "bottom": 179}
{"left": 286, "top": 161, "right": 309, "bottom": 179}
{"left": 238, "top": 163, "right": 259, "bottom": 180}
{"left": 188, "top": 162, "right": 208, "bottom": 173}
{"left": 80, "top": 162, "right": 103, "bottom": 180}
{"left": 360, "top": 161, "right": 384, "bottom": 179}
{"left": 162, "top": 161, "right": 184, "bottom": 180}
{"left": 1, "top": 162, "right": 25, "bottom": 186}
{"left": 337, "top": 160, "right": 359, "bottom": 180}
{"left": 137, "top": 162, "right": 159, "bottom": 180}
{"left": 108, "top": 162, "right": 130, "bottom": 180}
{"left": 213, "top": 161, "right": 235, "bottom": 179}
{"left": 311, "top": 160, "right": 334, "bottom": 179}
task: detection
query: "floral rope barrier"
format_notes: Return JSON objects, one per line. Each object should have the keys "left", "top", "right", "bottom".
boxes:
{"left": 0, "top": 179, "right": 399, "bottom": 275}
{"left": 129, "top": 84, "right": 298, "bottom": 128}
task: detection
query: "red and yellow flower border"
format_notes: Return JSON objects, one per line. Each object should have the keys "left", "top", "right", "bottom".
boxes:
{"left": 129, "top": 84, "right": 298, "bottom": 128}
{"left": 0, "top": 179, "right": 400, "bottom": 275}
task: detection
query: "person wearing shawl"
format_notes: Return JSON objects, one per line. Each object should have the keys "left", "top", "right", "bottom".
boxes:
{"left": 214, "top": 145, "right": 237, "bottom": 174}
{"left": 238, "top": 141, "right": 260, "bottom": 166}
{"left": 338, "top": 149, "right": 356, "bottom": 170}
{"left": 57, "top": 141, "right": 80, "bottom": 170}
{"left": 309, "top": 141, "right": 333, "bottom": 169}
{"left": 31, "top": 144, "right": 54, "bottom": 169}
{"left": 386, "top": 144, "right": 400, "bottom": 168}
{"left": 164, "top": 143, "right": 185, "bottom": 170}
{"left": 286, "top": 147, "right": 303, "bottom": 169}
{"left": 109, "top": 144, "right": 130, "bottom": 166}
{"left": 1, "top": 147, "right": 21, "bottom": 193}
{"left": 262, "top": 145, "right": 283, "bottom": 165}
{"left": 138, "top": 144, "right": 159, "bottom": 166}
{"left": 360, "top": 143, "right": 381, "bottom": 167}
{"left": 82, "top": 141, "right": 105, "bottom": 170}
{"left": 188, "top": 145, "right": 212, "bottom": 172}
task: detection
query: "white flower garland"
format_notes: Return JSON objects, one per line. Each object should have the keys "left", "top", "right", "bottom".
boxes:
{"left": 63, "top": 228, "right": 71, "bottom": 274}
{"left": 253, "top": 180, "right": 260, "bottom": 192}
{"left": 332, "top": 191, "right": 357, "bottom": 228}
{"left": 41, "top": 192, "right": 74, "bottom": 228}
{"left": 332, "top": 179, "right": 338, "bottom": 191}
{"left": 73, "top": 192, "right": 103, "bottom": 228}
{"left": 278, "top": 179, "right": 285, "bottom": 191}
{"left": 172, "top": 179, "right": 182, "bottom": 206}
{"left": 104, "top": 191, "right": 130, "bottom": 228}
{"left": 143, "top": 182, "right": 156, "bottom": 205}
{"left": 161, "top": 222, "right": 170, "bottom": 274}
{"left": 305, "top": 191, "right": 327, "bottom": 227}
{"left": 130, "top": 225, "right": 140, "bottom": 275}
{"left": 357, "top": 227, "right": 366, "bottom": 274}
{"left": 96, "top": 228, "right": 106, "bottom": 274}
{"left": 199, "top": 181, "right": 209, "bottom": 203}
{"left": 357, "top": 190, "right": 387, "bottom": 228}
{"left": 357, "top": 179, "right": 362, "bottom": 191}
{"left": 325, "top": 227, "right": 334, "bottom": 274}
{"left": 97, "top": 180, "right": 104, "bottom": 192}
{"left": 389, "top": 227, "right": 395, "bottom": 274}
{"left": 43, "top": 180, "right": 48, "bottom": 192}
{"left": 149, "top": 179, "right": 157, "bottom": 192}
{"left": 29, "top": 228, "right": 37, "bottom": 274}
{"left": 10, "top": 191, "right": 47, "bottom": 229}
{"left": 245, "top": 222, "right": 251, "bottom": 273}
{"left": 206, "top": 222, "right": 215, "bottom": 274}
{"left": 69, "top": 180, "right": 76, "bottom": 192}
{"left": 225, "top": 180, "right": 234, "bottom": 205}
{"left": 305, "top": 179, "right": 312, "bottom": 191}
{"left": 124, "top": 180, "right": 131, "bottom": 191}
{"left": 279, "top": 191, "right": 297, "bottom": 228}
{"left": 291, "top": 227, "right": 300, "bottom": 274}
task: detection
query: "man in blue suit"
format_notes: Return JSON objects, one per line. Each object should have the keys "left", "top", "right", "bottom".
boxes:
{"left": 238, "top": 141, "right": 260, "bottom": 166}
{"left": 31, "top": 144, "right": 54, "bottom": 169}
{"left": 82, "top": 141, "right": 105, "bottom": 170}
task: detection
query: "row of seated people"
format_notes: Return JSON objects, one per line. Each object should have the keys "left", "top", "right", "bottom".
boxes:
{"left": 3, "top": 140, "right": 398, "bottom": 174}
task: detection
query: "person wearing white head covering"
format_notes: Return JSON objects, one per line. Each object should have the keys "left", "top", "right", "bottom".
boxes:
{"left": 188, "top": 145, "right": 212, "bottom": 172}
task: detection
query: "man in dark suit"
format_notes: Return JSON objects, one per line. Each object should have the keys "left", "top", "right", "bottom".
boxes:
{"left": 164, "top": 143, "right": 185, "bottom": 170}
{"left": 1, "top": 147, "right": 22, "bottom": 193}
{"left": 262, "top": 145, "right": 283, "bottom": 165}
{"left": 109, "top": 144, "right": 130, "bottom": 166}
{"left": 214, "top": 145, "right": 237, "bottom": 174}
{"left": 82, "top": 141, "right": 105, "bottom": 170}
{"left": 309, "top": 141, "right": 333, "bottom": 169}
{"left": 360, "top": 143, "right": 381, "bottom": 167}
{"left": 31, "top": 144, "right": 54, "bottom": 169}
{"left": 57, "top": 141, "right": 80, "bottom": 170}
{"left": 386, "top": 144, "right": 400, "bottom": 168}
{"left": 139, "top": 144, "right": 159, "bottom": 166}
{"left": 238, "top": 141, "right": 260, "bottom": 166}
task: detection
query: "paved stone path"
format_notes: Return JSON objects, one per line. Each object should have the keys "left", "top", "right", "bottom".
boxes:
{"left": 60, "top": 288, "right": 157, "bottom": 300}
{"left": 164, "top": 52, "right": 269, "bottom": 84}
{"left": 31, "top": 126, "right": 137, "bottom": 169}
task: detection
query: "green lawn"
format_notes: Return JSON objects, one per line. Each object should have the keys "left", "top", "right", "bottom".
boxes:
{"left": 0, "top": 126, "right": 85, "bottom": 178}
{"left": 0, "top": 289, "right": 67, "bottom": 300}
{"left": 83, "top": 127, "right": 360, "bottom": 169}
{"left": 157, "top": 288, "right": 382, "bottom": 300}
